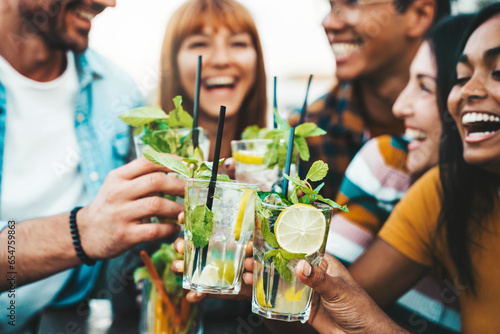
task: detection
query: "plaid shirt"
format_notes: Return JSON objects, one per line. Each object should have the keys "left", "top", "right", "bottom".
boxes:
{"left": 300, "top": 81, "right": 404, "bottom": 200}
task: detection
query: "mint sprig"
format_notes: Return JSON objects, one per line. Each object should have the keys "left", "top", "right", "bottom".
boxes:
{"left": 191, "top": 204, "right": 214, "bottom": 249}
{"left": 120, "top": 96, "right": 199, "bottom": 158}
{"left": 241, "top": 110, "right": 326, "bottom": 169}
{"left": 259, "top": 160, "right": 348, "bottom": 284}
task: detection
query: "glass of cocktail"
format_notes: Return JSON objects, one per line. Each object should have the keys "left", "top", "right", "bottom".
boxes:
{"left": 136, "top": 245, "right": 202, "bottom": 334}
{"left": 252, "top": 200, "right": 333, "bottom": 322}
{"left": 183, "top": 179, "right": 259, "bottom": 294}
{"left": 231, "top": 139, "right": 297, "bottom": 192}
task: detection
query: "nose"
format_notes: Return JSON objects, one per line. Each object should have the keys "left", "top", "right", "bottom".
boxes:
{"left": 93, "top": 0, "right": 116, "bottom": 8}
{"left": 392, "top": 84, "right": 414, "bottom": 119}
{"left": 322, "top": 5, "right": 349, "bottom": 33}
{"left": 208, "top": 44, "right": 231, "bottom": 68}
{"left": 460, "top": 74, "right": 488, "bottom": 102}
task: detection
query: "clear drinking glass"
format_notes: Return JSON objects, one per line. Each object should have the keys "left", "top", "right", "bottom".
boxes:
{"left": 134, "top": 127, "right": 209, "bottom": 224}
{"left": 139, "top": 280, "right": 202, "bottom": 334}
{"left": 231, "top": 139, "right": 297, "bottom": 192}
{"left": 183, "top": 179, "right": 259, "bottom": 294}
{"left": 251, "top": 201, "right": 333, "bottom": 322}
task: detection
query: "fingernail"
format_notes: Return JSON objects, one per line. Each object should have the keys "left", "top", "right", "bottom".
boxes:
{"left": 301, "top": 260, "right": 312, "bottom": 277}
{"left": 196, "top": 292, "right": 203, "bottom": 298}
{"left": 225, "top": 161, "right": 231, "bottom": 168}
{"left": 176, "top": 262, "right": 183, "bottom": 271}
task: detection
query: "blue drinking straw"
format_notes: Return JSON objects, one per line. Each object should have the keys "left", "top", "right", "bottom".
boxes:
{"left": 298, "top": 74, "right": 313, "bottom": 125}
{"left": 273, "top": 76, "right": 278, "bottom": 129}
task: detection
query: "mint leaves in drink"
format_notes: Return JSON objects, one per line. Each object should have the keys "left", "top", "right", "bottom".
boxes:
{"left": 241, "top": 110, "right": 326, "bottom": 169}
{"left": 120, "top": 96, "right": 199, "bottom": 158}
{"left": 258, "top": 160, "right": 347, "bottom": 283}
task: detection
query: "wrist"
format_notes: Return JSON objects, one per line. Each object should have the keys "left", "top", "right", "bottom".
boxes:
{"left": 70, "top": 206, "right": 96, "bottom": 266}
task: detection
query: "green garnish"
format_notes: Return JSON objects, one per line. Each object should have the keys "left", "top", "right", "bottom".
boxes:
{"left": 241, "top": 110, "right": 326, "bottom": 169}
{"left": 120, "top": 96, "right": 199, "bottom": 158}
{"left": 259, "top": 160, "right": 348, "bottom": 283}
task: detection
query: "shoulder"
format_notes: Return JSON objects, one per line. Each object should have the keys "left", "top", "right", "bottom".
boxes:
{"left": 77, "top": 49, "right": 144, "bottom": 110}
{"left": 378, "top": 166, "right": 442, "bottom": 266}
{"left": 344, "top": 135, "right": 410, "bottom": 193}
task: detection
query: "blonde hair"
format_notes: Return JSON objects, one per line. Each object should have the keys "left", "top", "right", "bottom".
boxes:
{"left": 158, "top": 0, "right": 267, "bottom": 136}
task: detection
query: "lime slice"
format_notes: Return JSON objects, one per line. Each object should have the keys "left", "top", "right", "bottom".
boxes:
{"left": 233, "top": 189, "right": 255, "bottom": 241}
{"left": 256, "top": 277, "right": 271, "bottom": 307}
{"left": 275, "top": 204, "right": 326, "bottom": 255}
{"left": 192, "top": 264, "right": 220, "bottom": 286}
{"left": 213, "top": 259, "right": 235, "bottom": 285}
{"left": 233, "top": 151, "right": 264, "bottom": 164}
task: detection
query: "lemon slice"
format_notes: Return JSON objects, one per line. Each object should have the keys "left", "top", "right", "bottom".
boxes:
{"left": 233, "top": 189, "right": 255, "bottom": 241}
{"left": 233, "top": 151, "right": 264, "bottom": 164}
{"left": 284, "top": 286, "right": 305, "bottom": 302}
{"left": 213, "top": 259, "right": 235, "bottom": 285}
{"left": 256, "top": 277, "right": 271, "bottom": 307}
{"left": 275, "top": 204, "right": 326, "bottom": 255}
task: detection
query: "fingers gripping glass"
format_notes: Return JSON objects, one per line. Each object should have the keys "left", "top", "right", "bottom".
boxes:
{"left": 328, "top": 0, "right": 393, "bottom": 23}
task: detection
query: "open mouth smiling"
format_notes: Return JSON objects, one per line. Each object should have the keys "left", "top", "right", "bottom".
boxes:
{"left": 462, "top": 112, "right": 500, "bottom": 140}
{"left": 203, "top": 76, "right": 238, "bottom": 90}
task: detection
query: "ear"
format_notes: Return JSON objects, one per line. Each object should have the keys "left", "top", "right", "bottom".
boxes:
{"left": 403, "top": 0, "right": 436, "bottom": 39}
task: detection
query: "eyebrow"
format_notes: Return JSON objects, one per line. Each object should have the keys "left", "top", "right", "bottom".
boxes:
{"left": 416, "top": 74, "right": 436, "bottom": 81}
{"left": 457, "top": 46, "right": 500, "bottom": 64}
{"left": 484, "top": 46, "right": 500, "bottom": 59}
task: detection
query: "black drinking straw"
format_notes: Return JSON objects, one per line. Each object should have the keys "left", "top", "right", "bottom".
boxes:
{"left": 201, "top": 105, "right": 226, "bottom": 269}
{"left": 269, "top": 127, "right": 296, "bottom": 307}
{"left": 298, "top": 74, "right": 313, "bottom": 125}
{"left": 192, "top": 55, "right": 202, "bottom": 149}
{"left": 282, "top": 127, "right": 295, "bottom": 196}
{"left": 273, "top": 76, "right": 278, "bottom": 129}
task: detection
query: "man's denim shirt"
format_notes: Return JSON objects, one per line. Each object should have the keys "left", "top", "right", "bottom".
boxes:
{"left": 0, "top": 49, "right": 142, "bottom": 331}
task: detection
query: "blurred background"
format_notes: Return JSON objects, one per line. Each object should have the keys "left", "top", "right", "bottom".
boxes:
{"left": 90, "top": 0, "right": 485, "bottom": 124}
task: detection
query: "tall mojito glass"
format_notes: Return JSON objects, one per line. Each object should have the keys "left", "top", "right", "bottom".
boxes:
{"left": 252, "top": 201, "right": 333, "bottom": 322}
{"left": 183, "top": 179, "right": 259, "bottom": 294}
{"left": 231, "top": 139, "right": 297, "bottom": 192}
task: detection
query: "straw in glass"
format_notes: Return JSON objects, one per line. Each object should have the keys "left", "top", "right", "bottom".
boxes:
{"left": 192, "top": 55, "right": 202, "bottom": 149}
{"left": 298, "top": 74, "right": 313, "bottom": 125}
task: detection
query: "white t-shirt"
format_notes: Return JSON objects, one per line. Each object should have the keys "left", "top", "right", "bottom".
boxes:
{"left": 0, "top": 52, "right": 90, "bottom": 221}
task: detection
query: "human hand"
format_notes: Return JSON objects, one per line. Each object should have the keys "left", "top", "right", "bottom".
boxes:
{"left": 172, "top": 236, "right": 254, "bottom": 303}
{"left": 296, "top": 254, "right": 407, "bottom": 334}
{"left": 219, "top": 157, "right": 235, "bottom": 179}
{"left": 77, "top": 157, "right": 185, "bottom": 261}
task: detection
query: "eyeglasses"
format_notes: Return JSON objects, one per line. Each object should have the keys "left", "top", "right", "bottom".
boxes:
{"left": 328, "top": 0, "right": 393, "bottom": 23}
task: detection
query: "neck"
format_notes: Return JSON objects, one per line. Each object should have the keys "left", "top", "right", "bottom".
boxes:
{"left": 199, "top": 112, "right": 238, "bottom": 161}
{"left": 0, "top": 7, "right": 66, "bottom": 82}
{"left": 357, "top": 41, "right": 421, "bottom": 130}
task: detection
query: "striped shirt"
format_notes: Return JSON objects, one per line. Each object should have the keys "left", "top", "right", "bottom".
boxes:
{"left": 327, "top": 135, "right": 461, "bottom": 333}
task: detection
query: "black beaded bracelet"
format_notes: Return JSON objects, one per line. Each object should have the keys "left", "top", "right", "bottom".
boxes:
{"left": 69, "top": 206, "right": 96, "bottom": 266}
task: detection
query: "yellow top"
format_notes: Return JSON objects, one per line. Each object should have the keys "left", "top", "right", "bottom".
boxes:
{"left": 379, "top": 167, "right": 500, "bottom": 334}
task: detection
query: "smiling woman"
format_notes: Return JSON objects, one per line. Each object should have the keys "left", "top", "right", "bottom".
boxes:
{"left": 158, "top": 0, "right": 267, "bottom": 160}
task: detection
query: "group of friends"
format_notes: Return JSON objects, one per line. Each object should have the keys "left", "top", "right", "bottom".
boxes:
{"left": 0, "top": 0, "right": 499, "bottom": 333}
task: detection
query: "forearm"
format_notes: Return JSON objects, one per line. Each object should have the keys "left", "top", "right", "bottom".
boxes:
{"left": 0, "top": 212, "right": 81, "bottom": 291}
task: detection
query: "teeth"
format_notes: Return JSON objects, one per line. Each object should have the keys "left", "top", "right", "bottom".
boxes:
{"left": 72, "top": 8, "right": 96, "bottom": 21}
{"left": 462, "top": 112, "right": 500, "bottom": 124}
{"left": 469, "top": 131, "right": 494, "bottom": 137}
{"left": 331, "top": 43, "right": 360, "bottom": 58}
{"left": 404, "top": 128, "right": 427, "bottom": 141}
{"left": 205, "top": 76, "right": 235, "bottom": 87}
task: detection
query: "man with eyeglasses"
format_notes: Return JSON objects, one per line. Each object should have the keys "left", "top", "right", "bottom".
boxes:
{"left": 303, "top": 0, "right": 450, "bottom": 200}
